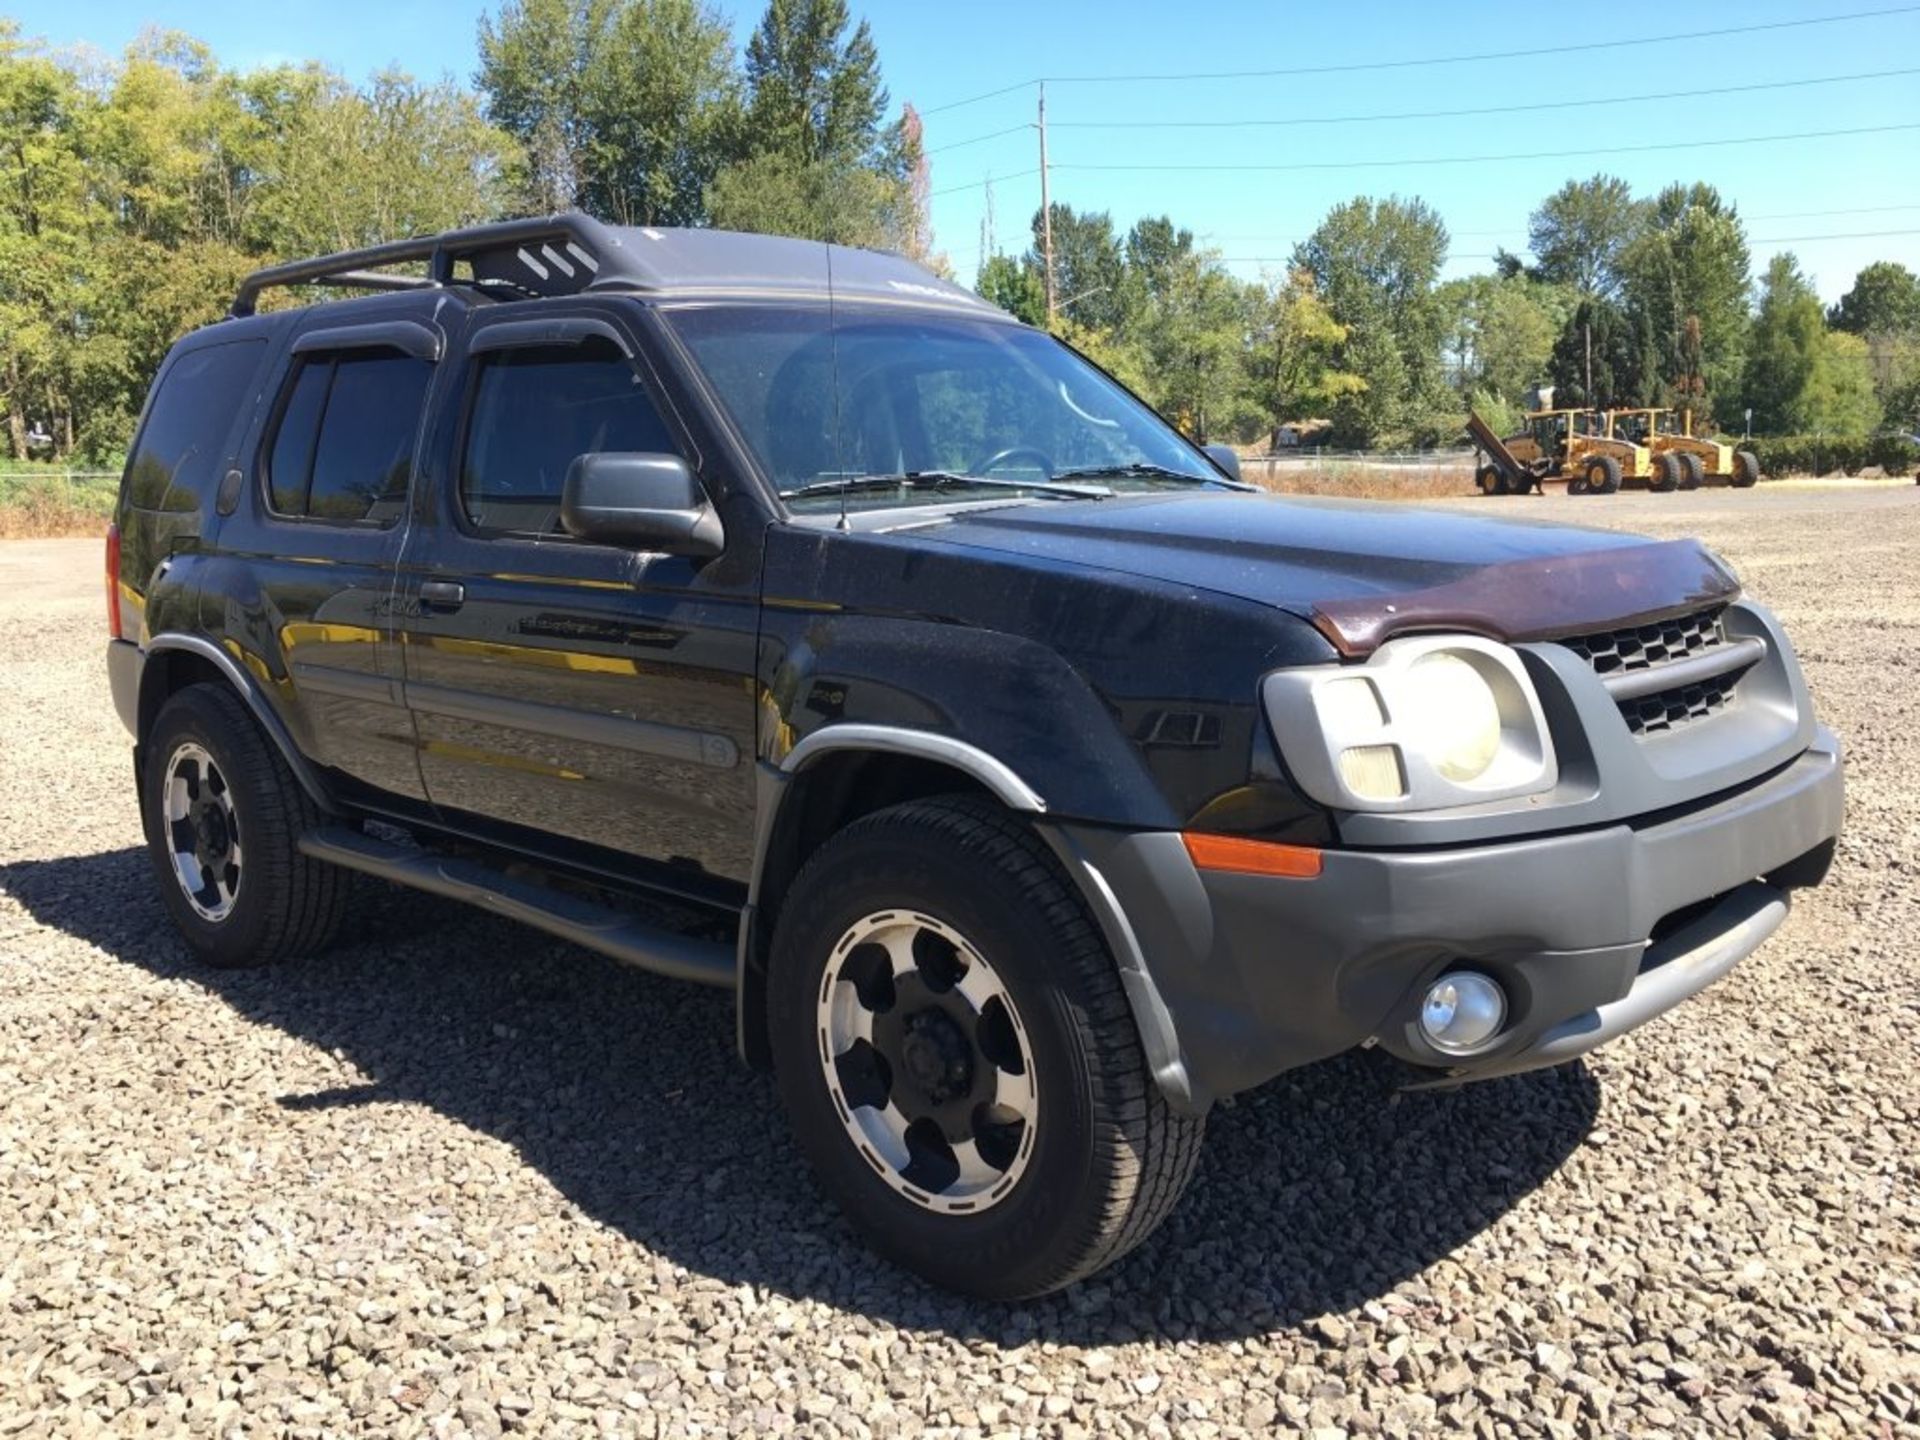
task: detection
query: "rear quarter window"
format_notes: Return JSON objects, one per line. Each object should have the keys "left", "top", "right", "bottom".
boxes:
{"left": 123, "top": 339, "right": 268, "bottom": 512}
{"left": 263, "top": 351, "right": 431, "bottom": 525}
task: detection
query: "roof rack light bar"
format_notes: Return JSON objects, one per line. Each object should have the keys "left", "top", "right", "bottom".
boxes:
{"left": 229, "top": 213, "right": 631, "bottom": 318}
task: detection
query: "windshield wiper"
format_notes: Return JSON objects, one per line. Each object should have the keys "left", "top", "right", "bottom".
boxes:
{"left": 779, "top": 470, "right": 1112, "bottom": 501}
{"left": 1050, "top": 462, "right": 1214, "bottom": 485}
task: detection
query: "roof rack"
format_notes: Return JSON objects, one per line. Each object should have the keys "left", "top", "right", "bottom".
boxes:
{"left": 229, "top": 213, "right": 633, "bottom": 318}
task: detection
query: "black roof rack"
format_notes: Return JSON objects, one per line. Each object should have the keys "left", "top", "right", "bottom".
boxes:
{"left": 231, "top": 211, "right": 1004, "bottom": 319}
{"left": 230, "top": 213, "right": 628, "bottom": 317}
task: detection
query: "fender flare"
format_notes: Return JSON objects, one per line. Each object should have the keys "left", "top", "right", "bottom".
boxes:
{"left": 143, "top": 633, "right": 338, "bottom": 814}
{"left": 734, "top": 723, "right": 1198, "bottom": 1112}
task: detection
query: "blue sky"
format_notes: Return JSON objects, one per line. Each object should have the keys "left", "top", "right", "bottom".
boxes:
{"left": 10, "top": 0, "right": 1918, "bottom": 301}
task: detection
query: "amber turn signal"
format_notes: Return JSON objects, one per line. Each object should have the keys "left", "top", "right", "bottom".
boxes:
{"left": 1181, "top": 832, "right": 1323, "bottom": 879}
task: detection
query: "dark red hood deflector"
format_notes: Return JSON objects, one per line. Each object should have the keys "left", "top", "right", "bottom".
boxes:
{"left": 1309, "top": 539, "right": 1740, "bottom": 658}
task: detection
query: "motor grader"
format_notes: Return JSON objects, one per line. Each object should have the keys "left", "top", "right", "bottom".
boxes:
{"left": 1605, "top": 408, "right": 1761, "bottom": 489}
{"left": 1468, "top": 405, "right": 1652, "bottom": 496}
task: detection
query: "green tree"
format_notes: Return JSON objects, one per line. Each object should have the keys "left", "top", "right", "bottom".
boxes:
{"left": 707, "top": 0, "right": 922, "bottom": 252}
{"left": 1808, "top": 329, "right": 1881, "bottom": 438}
{"left": 1292, "top": 195, "right": 1450, "bottom": 447}
{"left": 1134, "top": 244, "right": 1254, "bottom": 443}
{"left": 1829, "top": 260, "right": 1920, "bottom": 337}
{"left": 1547, "top": 296, "right": 1656, "bottom": 409}
{"left": 1029, "top": 204, "right": 1129, "bottom": 334}
{"left": 251, "top": 67, "right": 517, "bottom": 256}
{"left": 975, "top": 253, "right": 1045, "bottom": 326}
{"left": 1248, "top": 268, "right": 1363, "bottom": 449}
{"left": 1744, "top": 253, "right": 1832, "bottom": 433}
{"left": 478, "top": 0, "right": 737, "bottom": 224}
{"left": 1527, "top": 174, "right": 1638, "bottom": 298}
{"left": 1620, "top": 182, "right": 1751, "bottom": 421}
{"left": 1440, "top": 273, "right": 1570, "bottom": 408}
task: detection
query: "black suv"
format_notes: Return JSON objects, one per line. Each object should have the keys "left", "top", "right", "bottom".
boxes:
{"left": 106, "top": 214, "right": 1843, "bottom": 1298}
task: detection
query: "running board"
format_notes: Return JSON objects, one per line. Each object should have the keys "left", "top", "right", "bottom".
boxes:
{"left": 297, "top": 827, "right": 735, "bottom": 988}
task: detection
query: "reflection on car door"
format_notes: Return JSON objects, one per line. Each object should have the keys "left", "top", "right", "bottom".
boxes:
{"left": 210, "top": 314, "right": 441, "bottom": 806}
{"left": 393, "top": 303, "right": 759, "bottom": 890}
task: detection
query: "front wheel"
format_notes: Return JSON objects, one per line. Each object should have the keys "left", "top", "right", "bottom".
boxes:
{"left": 1732, "top": 449, "right": 1761, "bottom": 487}
{"left": 1679, "top": 453, "right": 1705, "bottom": 490}
{"left": 1651, "top": 453, "right": 1681, "bottom": 492}
{"left": 1584, "top": 456, "right": 1621, "bottom": 494}
{"left": 768, "top": 798, "right": 1204, "bottom": 1298}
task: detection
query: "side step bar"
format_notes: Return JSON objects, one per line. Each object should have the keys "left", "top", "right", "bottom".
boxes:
{"left": 298, "top": 827, "right": 735, "bottom": 988}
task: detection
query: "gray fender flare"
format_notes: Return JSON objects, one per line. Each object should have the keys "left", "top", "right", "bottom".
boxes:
{"left": 143, "top": 633, "right": 338, "bottom": 813}
{"left": 735, "top": 723, "right": 1197, "bottom": 1113}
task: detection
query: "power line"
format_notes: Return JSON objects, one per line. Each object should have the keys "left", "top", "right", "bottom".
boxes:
{"left": 928, "top": 123, "right": 1030, "bottom": 156}
{"left": 931, "top": 166, "right": 1037, "bottom": 199}
{"left": 1043, "top": 66, "right": 1920, "bottom": 134}
{"left": 1050, "top": 121, "right": 1920, "bottom": 177}
{"left": 1194, "top": 207, "right": 1920, "bottom": 249}
{"left": 917, "top": 5, "right": 1920, "bottom": 116}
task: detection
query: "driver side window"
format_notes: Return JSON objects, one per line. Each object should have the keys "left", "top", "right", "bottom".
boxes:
{"left": 459, "top": 337, "right": 680, "bottom": 536}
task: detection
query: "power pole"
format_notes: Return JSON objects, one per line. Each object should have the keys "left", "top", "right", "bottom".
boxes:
{"left": 981, "top": 173, "right": 996, "bottom": 263}
{"left": 1038, "top": 83, "right": 1056, "bottom": 325}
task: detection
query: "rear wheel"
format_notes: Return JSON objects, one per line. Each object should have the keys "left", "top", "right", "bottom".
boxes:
{"left": 1651, "top": 453, "right": 1682, "bottom": 492}
{"left": 768, "top": 797, "right": 1205, "bottom": 1298}
{"left": 143, "top": 683, "right": 348, "bottom": 968}
{"left": 1732, "top": 449, "right": 1761, "bottom": 487}
{"left": 1679, "top": 453, "right": 1705, "bottom": 490}
{"left": 1583, "top": 456, "right": 1621, "bottom": 494}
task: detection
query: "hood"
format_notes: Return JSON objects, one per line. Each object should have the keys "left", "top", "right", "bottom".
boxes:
{"left": 910, "top": 490, "right": 1739, "bottom": 654}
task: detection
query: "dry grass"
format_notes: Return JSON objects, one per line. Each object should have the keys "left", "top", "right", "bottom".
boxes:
{"left": 0, "top": 475, "right": 116, "bottom": 539}
{"left": 1247, "top": 462, "right": 1476, "bottom": 502}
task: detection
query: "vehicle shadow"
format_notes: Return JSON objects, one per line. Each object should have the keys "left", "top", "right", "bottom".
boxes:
{"left": 1, "top": 846, "right": 1598, "bottom": 1344}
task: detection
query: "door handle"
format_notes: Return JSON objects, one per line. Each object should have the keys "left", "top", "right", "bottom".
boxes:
{"left": 419, "top": 580, "right": 465, "bottom": 610}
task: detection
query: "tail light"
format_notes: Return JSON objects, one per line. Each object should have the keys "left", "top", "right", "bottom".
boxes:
{"left": 105, "top": 522, "right": 123, "bottom": 640}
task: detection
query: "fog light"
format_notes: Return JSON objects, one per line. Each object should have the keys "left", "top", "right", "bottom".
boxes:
{"left": 1418, "top": 972, "right": 1507, "bottom": 1054}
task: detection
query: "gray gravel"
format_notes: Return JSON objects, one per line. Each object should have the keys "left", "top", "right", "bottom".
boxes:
{"left": 3, "top": 484, "right": 1918, "bottom": 1438}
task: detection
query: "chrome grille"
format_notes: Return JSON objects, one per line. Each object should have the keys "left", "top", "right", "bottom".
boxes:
{"left": 1556, "top": 606, "right": 1749, "bottom": 737}
{"left": 1559, "top": 606, "right": 1727, "bottom": 676}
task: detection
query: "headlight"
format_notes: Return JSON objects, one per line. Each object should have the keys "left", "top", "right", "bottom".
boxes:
{"left": 1404, "top": 652, "right": 1501, "bottom": 782}
{"left": 1262, "top": 636, "right": 1557, "bottom": 812}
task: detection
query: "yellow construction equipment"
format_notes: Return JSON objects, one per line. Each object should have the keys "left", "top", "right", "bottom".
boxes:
{"left": 1605, "top": 408, "right": 1761, "bottom": 489}
{"left": 1468, "top": 398, "right": 1652, "bottom": 496}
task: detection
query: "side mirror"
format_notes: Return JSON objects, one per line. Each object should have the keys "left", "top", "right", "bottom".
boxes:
{"left": 561, "top": 452, "right": 722, "bottom": 556}
{"left": 1203, "top": 443, "right": 1243, "bottom": 481}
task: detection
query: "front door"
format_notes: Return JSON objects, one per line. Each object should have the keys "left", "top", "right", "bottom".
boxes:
{"left": 393, "top": 302, "right": 760, "bottom": 889}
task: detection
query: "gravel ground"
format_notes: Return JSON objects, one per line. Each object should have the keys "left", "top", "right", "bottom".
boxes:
{"left": 2, "top": 485, "right": 1917, "bottom": 1439}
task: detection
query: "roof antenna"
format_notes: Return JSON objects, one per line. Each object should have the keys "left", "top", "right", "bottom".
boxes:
{"left": 824, "top": 238, "right": 851, "bottom": 532}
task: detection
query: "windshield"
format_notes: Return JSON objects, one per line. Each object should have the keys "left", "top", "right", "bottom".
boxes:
{"left": 665, "top": 304, "right": 1219, "bottom": 513}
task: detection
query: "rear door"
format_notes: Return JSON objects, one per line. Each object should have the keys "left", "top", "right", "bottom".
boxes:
{"left": 208, "top": 308, "right": 444, "bottom": 805}
{"left": 392, "top": 300, "right": 760, "bottom": 888}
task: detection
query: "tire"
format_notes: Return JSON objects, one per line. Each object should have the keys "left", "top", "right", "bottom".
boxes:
{"left": 1584, "top": 456, "right": 1621, "bottom": 495}
{"left": 1567, "top": 471, "right": 1590, "bottom": 496}
{"left": 768, "top": 797, "right": 1205, "bottom": 1298}
{"left": 142, "top": 683, "right": 348, "bottom": 968}
{"left": 1679, "top": 453, "right": 1705, "bottom": 490}
{"left": 1732, "top": 449, "right": 1761, "bottom": 487}
{"left": 1651, "top": 453, "right": 1681, "bottom": 492}
{"left": 1476, "top": 465, "right": 1500, "bottom": 496}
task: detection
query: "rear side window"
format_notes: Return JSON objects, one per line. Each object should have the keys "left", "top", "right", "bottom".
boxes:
{"left": 124, "top": 339, "right": 267, "bottom": 512}
{"left": 264, "top": 352, "right": 432, "bottom": 524}
{"left": 460, "top": 339, "right": 679, "bottom": 536}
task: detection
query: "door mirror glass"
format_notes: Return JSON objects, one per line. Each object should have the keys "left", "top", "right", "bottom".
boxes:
{"left": 560, "top": 452, "right": 723, "bottom": 556}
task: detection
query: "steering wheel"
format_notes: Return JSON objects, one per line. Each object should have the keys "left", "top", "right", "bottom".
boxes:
{"left": 970, "top": 446, "right": 1056, "bottom": 479}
